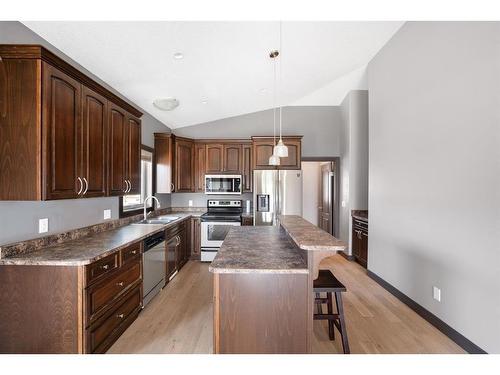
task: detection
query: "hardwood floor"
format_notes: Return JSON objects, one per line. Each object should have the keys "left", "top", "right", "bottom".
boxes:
{"left": 108, "top": 256, "right": 465, "bottom": 354}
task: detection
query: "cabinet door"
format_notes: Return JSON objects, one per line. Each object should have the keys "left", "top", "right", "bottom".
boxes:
{"left": 191, "top": 218, "right": 201, "bottom": 258}
{"left": 175, "top": 139, "right": 194, "bottom": 192}
{"left": 81, "top": 86, "right": 107, "bottom": 198}
{"left": 166, "top": 235, "right": 178, "bottom": 282}
{"left": 252, "top": 140, "right": 275, "bottom": 170}
{"left": 154, "top": 133, "right": 174, "bottom": 194}
{"left": 206, "top": 144, "right": 224, "bottom": 173}
{"left": 127, "top": 115, "right": 141, "bottom": 194}
{"left": 223, "top": 144, "right": 242, "bottom": 173}
{"left": 360, "top": 232, "right": 368, "bottom": 267}
{"left": 108, "top": 103, "right": 127, "bottom": 196}
{"left": 242, "top": 144, "right": 252, "bottom": 192}
{"left": 351, "top": 227, "right": 360, "bottom": 258}
{"left": 42, "top": 62, "right": 81, "bottom": 200}
{"left": 194, "top": 143, "right": 206, "bottom": 192}
{"left": 277, "top": 138, "right": 301, "bottom": 170}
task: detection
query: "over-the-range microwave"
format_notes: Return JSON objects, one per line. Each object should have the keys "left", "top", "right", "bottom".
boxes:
{"left": 205, "top": 175, "right": 242, "bottom": 195}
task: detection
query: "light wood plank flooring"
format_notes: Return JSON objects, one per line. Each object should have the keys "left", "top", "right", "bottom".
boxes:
{"left": 108, "top": 255, "right": 465, "bottom": 354}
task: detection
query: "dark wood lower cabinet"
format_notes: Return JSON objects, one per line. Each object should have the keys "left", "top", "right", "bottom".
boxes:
{"left": 352, "top": 218, "right": 368, "bottom": 268}
{"left": 0, "top": 242, "right": 143, "bottom": 354}
{"left": 191, "top": 217, "right": 201, "bottom": 259}
{"left": 165, "top": 219, "right": 191, "bottom": 283}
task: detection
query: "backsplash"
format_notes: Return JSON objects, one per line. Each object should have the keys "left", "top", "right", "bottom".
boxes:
{"left": 170, "top": 193, "right": 253, "bottom": 211}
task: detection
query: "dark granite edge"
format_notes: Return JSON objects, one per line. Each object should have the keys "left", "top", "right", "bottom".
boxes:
{"left": 0, "top": 213, "right": 196, "bottom": 266}
{"left": 351, "top": 209, "right": 368, "bottom": 222}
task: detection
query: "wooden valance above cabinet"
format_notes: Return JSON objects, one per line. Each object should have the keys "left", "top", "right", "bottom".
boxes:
{"left": 0, "top": 45, "right": 142, "bottom": 201}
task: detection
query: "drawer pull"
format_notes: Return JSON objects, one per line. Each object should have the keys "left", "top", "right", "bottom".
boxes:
{"left": 101, "top": 264, "right": 109, "bottom": 270}
{"left": 116, "top": 313, "right": 124, "bottom": 319}
{"left": 131, "top": 250, "right": 137, "bottom": 254}
{"left": 116, "top": 281, "right": 124, "bottom": 287}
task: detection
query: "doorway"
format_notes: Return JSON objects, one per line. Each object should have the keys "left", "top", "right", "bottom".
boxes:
{"left": 301, "top": 158, "right": 339, "bottom": 236}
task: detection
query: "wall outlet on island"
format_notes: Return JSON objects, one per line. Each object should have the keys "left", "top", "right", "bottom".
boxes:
{"left": 188, "top": 200, "right": 193, "bottom": 207}
{"left": 433, "top": 286, "right": 441, "bottom": 302}
{"left": 38, "top": 218, "right": 49, "bottom": 234}
{"left": 104, "top": 209, "right": 111, "bottom": 220}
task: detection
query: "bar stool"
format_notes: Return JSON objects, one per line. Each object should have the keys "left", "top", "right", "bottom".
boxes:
{"left": 313, "top": 269, "right": 350, "bottom": 354}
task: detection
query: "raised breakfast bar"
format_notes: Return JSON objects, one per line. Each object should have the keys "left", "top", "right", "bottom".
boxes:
{"left": 209, "top": 215, "right": 346, "bottom": 354}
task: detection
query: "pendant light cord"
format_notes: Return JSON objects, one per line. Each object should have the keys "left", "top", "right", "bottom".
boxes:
{"left": 279, "top": 20, "right": 283, "bottom": 142}
{"left": 273, "top": 51, "right": 277, "bottom": 146}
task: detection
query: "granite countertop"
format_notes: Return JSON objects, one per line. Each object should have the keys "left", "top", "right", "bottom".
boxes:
{"left": 0, "top": 212, "right": 197, "bottom": 266}
{"left": 209, "top": 226, "right": 308, "bottom": 274}
{"left": 279, "top": 215, "right": 347, "bottom": 251}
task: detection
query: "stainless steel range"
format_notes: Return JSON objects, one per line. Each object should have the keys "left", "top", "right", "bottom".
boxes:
{"left": 200, "top": 199, "right": 242, "bottom": 262}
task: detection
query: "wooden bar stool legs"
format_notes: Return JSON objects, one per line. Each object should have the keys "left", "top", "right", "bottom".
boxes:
{"left": 313, "top": 270, "right": 350, "bottom": 354}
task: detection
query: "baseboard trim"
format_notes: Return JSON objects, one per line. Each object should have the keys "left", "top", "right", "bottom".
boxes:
{"left": 339, "top": 251, "right": 355, "bottom": 261}
{"left": 367, "top": 270, "right": 487, "bottom": 354}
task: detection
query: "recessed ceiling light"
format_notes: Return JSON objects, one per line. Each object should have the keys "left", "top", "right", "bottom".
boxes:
{"left": 153, "top": 97, "right": 180, "bottom": 111}
{"left": 260, "top": 88, "right": 267, "bottom": 93}
{"left": 201, "top": 99, "right": 208, "bottom": 104}
{"left": 173, "top": 52, "right": 184, "bottom": 60}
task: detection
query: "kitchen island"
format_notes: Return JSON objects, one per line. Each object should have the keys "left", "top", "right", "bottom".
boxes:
{"left": 209, "top": 215, "right": 346, "bottom": 354}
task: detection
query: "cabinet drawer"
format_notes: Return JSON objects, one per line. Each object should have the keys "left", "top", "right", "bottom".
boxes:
{"left": 87, "top": 285, "right": 142, "bottom": 354}
{"left": 86, "top": 260, "right": 142, "bottom": 325}
{"left": 120, "top": 242, "right": 142, "bottom": 266}
{"left": 86, "top": 253, "right": 119, "bottom": 285}
{"left": 166, "top": 221, "right": 186, "bottom": 239}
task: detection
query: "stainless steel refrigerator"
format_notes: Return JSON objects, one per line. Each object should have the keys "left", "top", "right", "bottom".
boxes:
{"left": 253, "top": 170, "right": 303, "bottom": 226}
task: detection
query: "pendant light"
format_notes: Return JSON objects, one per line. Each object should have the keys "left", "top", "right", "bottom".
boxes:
{"left": 268, "top": 49, "right": 280, "bottom": 166}
{"left": 273, "top": 21, "right": 289, "bottom": 158}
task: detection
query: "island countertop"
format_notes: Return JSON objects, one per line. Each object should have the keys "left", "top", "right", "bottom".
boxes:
{"left": 209, "top": 226, "right": 308, "bottom": 274}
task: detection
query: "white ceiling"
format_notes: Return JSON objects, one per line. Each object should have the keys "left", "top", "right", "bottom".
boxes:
{"left": 24, "top": 21, "right": 403, "bottom": 129}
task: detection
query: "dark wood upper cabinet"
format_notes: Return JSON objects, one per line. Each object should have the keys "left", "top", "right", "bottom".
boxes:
{"left": 175, "top": 138, "right": 195, "bottom": 192}
{"left": 242, "top": 144, "right": 252, "bottom": 192}
{"left": 108, "top": 104, "right": 127, "bottom": 196}
{"left": 127, "top": 115, "right": 141, "bottom": 195}
{"left": 42, "top": 62, "right": 81, "bottom": 200}
{"left": 154, "top": 133, "right": 174, "bottom": 194}
{"left": 223, "top": 144, "right": 242, "bottom": 173}
{"left": 0, "top": 45, "right": 142, "bottom": 201}
{"left": 252, "top": 136, "right": 302, "bottom": 170}
{"left": 194, "top": 143, "right": 206, "bottom": 192}
{"left": 81, "top": 86, "right": 107, "bottom": 198}
{"left": 206, "top": 144, "right": 224, "bottom": 173}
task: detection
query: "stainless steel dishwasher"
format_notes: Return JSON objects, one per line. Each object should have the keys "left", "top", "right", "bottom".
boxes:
{"left": 143, "top": 231, "right": 166, "bottom": 307}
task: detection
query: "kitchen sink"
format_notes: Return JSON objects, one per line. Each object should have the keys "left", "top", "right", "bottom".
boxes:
{"left": 134, "top": 216, "right": 180, "bottom": 225}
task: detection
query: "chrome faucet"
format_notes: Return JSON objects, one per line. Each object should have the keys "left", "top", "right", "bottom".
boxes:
{"left": 144, "top": 195, "right": 161, "bottom": 221}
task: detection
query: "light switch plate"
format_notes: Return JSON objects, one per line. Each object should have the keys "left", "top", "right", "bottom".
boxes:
{"left": 341, "top": 201, "right": 346, "bottom": 208}
{"left": 188, "top": 200, "right": 193, "bottom": 207}
{"left": 38, "top": 218, "right": 49, "bottom": 233}
{"left": 433, "top": 286, "right": 441, "bottom": 302}
{"left": 104, "top": 209, "right": 111, "bottom": 220}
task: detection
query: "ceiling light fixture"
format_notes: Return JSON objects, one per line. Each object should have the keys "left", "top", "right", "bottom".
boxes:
{"left": 201, "top": 98, "right": 208, "bottom": 104}
{"left": 273, "top": 21, "right": 289, "bottom": 158}
{"left": 173, "top": 52, "right": 184, "bottom": 60}
{"left": 153, "top": 97, "right": 179, "bottom": 111}
{"left": 269, "top": 49, "right": 280, "bottom": 166}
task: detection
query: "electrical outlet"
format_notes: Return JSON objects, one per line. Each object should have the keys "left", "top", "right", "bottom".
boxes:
{"left": 103, "top": 209, "right": 111, "bottom": 220}
{"left": 38, "top": 218, "right": 49, "bottom": 233}
{"left": 433, "top": 286, "right": 441, "bottom": 302}
{"left": 188, "top": 200, "right": 193, "bottom": 207}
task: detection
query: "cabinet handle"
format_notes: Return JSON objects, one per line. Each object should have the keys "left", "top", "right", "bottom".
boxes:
{"left": 176, "top": 235, "right": 181, "bottom": 246}
{"left": 128, "top": 180, "right": 132, "bottom": 193}
{"left": 83, "top": 177, "right": 89, "bottom": 195}
{"left": 171, "top": 183, "right": 175, "bottom": 192}
{"left": 131, "top": 250, "right": 137, "bottom": 254}
{"left": 77, "top": 177, "right": 83, "bottom": 195}
{"left": 116, "top": 281, "right": 124, "bottom": 287}
{"left": 101, "top": 264, "right": 109, "bottom": 270}
{"left": 116, "top": 313, "right": 124, "bottom": 319}
{"left": 123, "top": 180, "right": 127, "bottom": 193}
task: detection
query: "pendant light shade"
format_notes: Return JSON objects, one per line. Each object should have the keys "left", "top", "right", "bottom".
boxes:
{"left": 274, "top": 139, "right": 288, "bottom": 158}
{"left": 268, "top": 154, "right": 281, "bottom": 166}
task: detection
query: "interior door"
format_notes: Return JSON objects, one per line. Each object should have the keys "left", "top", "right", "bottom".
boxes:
{"left": 318, "top": 163, "right": 333, "bottom": 234}
{"left": 42, "top": 62, "right": 81, "bottom": 200}
{"left": 81, "top": 86, "right": 107, "bottom": 198}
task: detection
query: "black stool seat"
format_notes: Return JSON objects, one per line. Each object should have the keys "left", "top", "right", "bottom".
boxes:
{"left": 313, "top": 269, "right": 350, "bottom": 354}
{"left": 313, "top": 270, "right": 347, "bottom": 292}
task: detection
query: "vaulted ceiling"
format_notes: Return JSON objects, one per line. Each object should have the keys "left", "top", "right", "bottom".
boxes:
{"left": 25, "top": 21, "right": 403, "bottom": 128}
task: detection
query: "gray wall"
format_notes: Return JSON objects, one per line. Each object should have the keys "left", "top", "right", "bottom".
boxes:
{"left": 175, "top": 106, "right": 342, "bottom": 157}
{"left": 0, "top": 21, "right": 171, "bottom": 246}
{"left": 339, "top": 90, "right": 369, "bottom": 254}
{"left": 367, "top": 22, "right": 500, "bottom": 353}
